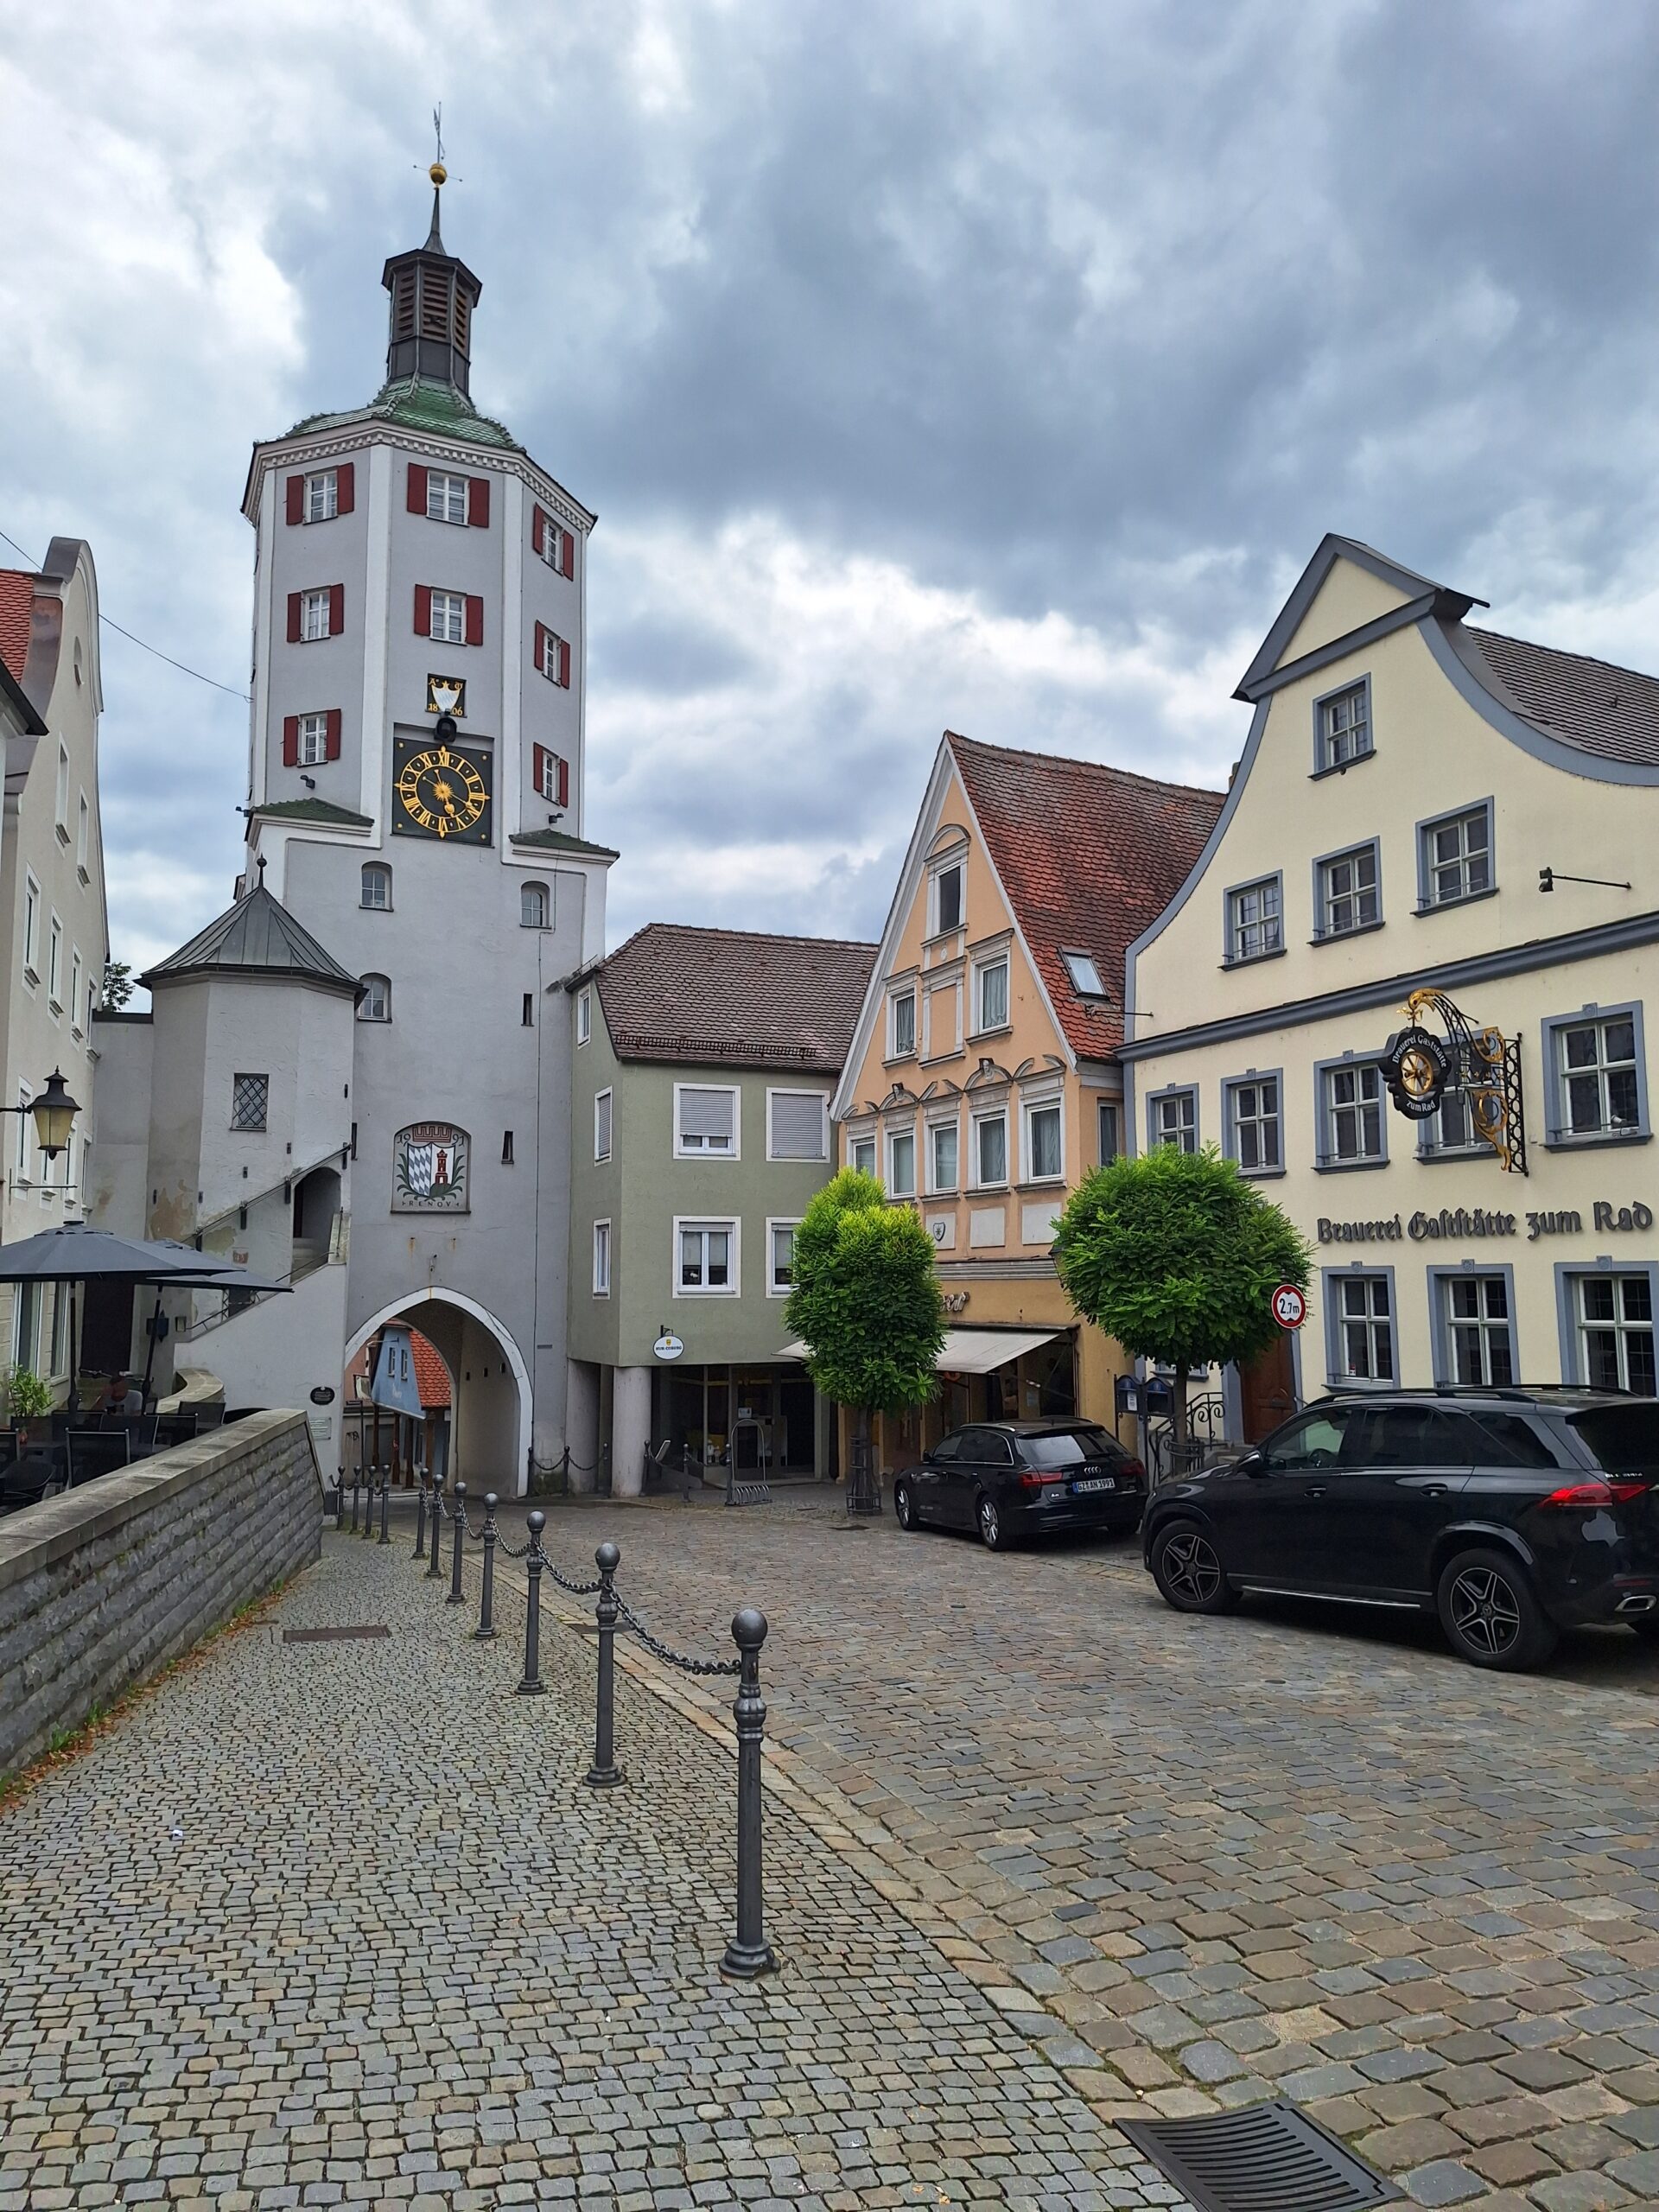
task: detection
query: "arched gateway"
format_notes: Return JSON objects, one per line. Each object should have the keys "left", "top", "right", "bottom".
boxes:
{"left": 346, "top": 1289, "right": 532, "bottom": 1497}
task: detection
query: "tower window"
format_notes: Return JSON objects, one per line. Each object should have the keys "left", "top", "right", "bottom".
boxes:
{"left": 231, "top": 1073, "right": 269, "bottom": 1133}
{"left": 299, "top": 589, "right": 333, "bottom": 642}
{"left": 427, "top": 473, "right": 468, "bottom": 526}
{"left": 358, "top": 974, "right": 391, "bottom": 1023}
{"left": 501, "top": 1130, "right": 515, "bottom": 1164}
{"left": 429, "top": 591, "right": 466, "bottom": 645}
{"left": 297, "top": 713, "right": 329, "bottom": 766}
{"left": 521, "top": 882, "right": 549, "bottom": 930}
{"left": 360, "top": 863, "right": 391, "bottom": 911}
{"left": 522, "top": 993, "right": 534, "bottom": 1027}
{"left": 305, "top": 470, "right": 339, "bottom": 524}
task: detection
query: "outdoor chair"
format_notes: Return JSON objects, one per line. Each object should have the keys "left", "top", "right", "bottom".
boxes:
{"left": 65, "top": 1428, "right": 132, "bottom": 1488}
{"left": 105, "top": 1413, "right": 161, "bottom": 1457}
{"left": 152, "top": 1411, "right": 198, "bottom": 1451}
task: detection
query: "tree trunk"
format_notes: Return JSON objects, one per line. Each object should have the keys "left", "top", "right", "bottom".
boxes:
{"left": 1171, "top": 1366, "right": 1190, "bottom": 1450}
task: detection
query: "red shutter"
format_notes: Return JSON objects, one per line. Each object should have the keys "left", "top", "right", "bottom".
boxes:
{"left": 465, "top": 594, "right": 484, "bottom": 647}
{"left": 534, "top": 620, "right": 548, "bottom": 675}
{"left": 325, "top": 709, "right": 342, "bottom": 761}
{"left": 414, "top": 585, "right": 432, "bottom": 638}
{"left": 336, "top": 462, "right": 355, "bottom": 515}
{"left": 532, "top": 743, "right": 548, "bottom": 798}
{"left": 282, "top": 715, "right": 300, "bottom": 767}
{"left": 286, "top": 592, "right": 302, "bottom": 644}
{"left": 531, "top": 505, "right": 548, "bottom": 559}
{"left": 562, "top": 529, "right": 575, "bottom": 581}
{"left": 467, "top": 477, "right": 490, "bottom": 528}
{"left": 407, "top": 463, "right": 427, "bottom": 515}
{"left": 285, "top": 475, "right": 303, "bottom": 525}
{"left": 556, "top": 754, "right": 569, "bottom": 807}
{"left": 328, "top": 583, "right": 344, "bottom": 636}
{"left": 558, "top": 638, "right": 571, "bottom": 688}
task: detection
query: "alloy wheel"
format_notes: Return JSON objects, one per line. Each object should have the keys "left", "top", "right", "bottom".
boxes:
{"left": 1448, "top": 1566, "right": 1522, "bottom": 1658}
{"left": 977, "top": 1497, "right": 1000, "bottom": 1548}
{"left": 1162, "top": 1529, "right": 1221, "bottom": 1606}
{"left": 894, "top": 1482, "right": 914, "bottom": 1530}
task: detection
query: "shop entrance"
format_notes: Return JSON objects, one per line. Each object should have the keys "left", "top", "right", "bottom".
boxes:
{"left": 664, "top": 1362, "right": 818, "bottom": 1478}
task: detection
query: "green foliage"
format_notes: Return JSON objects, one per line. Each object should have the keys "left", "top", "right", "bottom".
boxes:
{"left": 785, "top": 1168, "right": 946, "bottom": 1415}
{"left": 4, "top": 1365, "right": 53, "bottom": 1423}
{"left": 100, "top": 959, "right": 134, "bottom": 1011}
{"left": 1052, "top": 1144, "right": 1312, "bottom": 1376}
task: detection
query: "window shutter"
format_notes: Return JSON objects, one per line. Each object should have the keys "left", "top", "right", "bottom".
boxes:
{"left": 534, "top": 620, "right": 548, "bottom": 673}
{"left": 414, "top": 585, "right": 432, "bottom": 638}
{"left": 328, "top": 583, "right": 344, "bottom": 636}
{"left": 557, "top": 755, "right": 569, "bottom": 807}
{"left": 282, "top": 715, "right": 300, "bottom": 767}
{"left": 467, "top": 477, "right": 490, "bottom": 528}
{"left": 562, "top": 529, "right": 575, "bottom": 580}
{"left": 771, "top": 1092, "right": 826, "bottom": 1160}
{"left": 531, "top": 505, "right": 547, "bottom": 558}
{"left": 558, "top": 638, "right": 571, "bottom": 688}
{"left": 680, "top": 1088, "right": 735, "bottom": 1141}
{"left": 532, "top": 742, "right": 548, "bottom": 796}
{"left": 325, "top": 709, "right": 343, "bottom": 761}
{"left": 407, "top": 463, "right": 427, "bottom": 515}
{"left": 336, "top": 462, "right": 355, "bottom": 515}
{"left": 286, "top": 592, "right": 302, "bottom": 644}
{"left": 465, "top": 594, "right": 484, "bottom": 647}
{"left": 285, "top": 475, "right": 303, "bottom": 525}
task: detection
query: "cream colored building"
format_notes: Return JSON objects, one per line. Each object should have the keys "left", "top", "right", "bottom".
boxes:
{"left": 0, "top": 540, "right": 111, "bottom": 1381}
{"left": 832, "top": 730, "right": 1221, "bottom": 1468}
{"left": 1126, "top": 534, "right": 1659, "bottom": 1429}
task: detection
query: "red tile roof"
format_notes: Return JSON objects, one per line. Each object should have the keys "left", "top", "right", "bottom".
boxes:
{"left": 595, "top": 923, "right": 878, "bottom": 1072}
{"left": 410, "top": 1331, "right": 451, "bottom": 1410}
{"left": 0, "top": 570, "right": 35, "bottom": 686}
{"left": 948, "top": 732, "right": 1225, "bottom": 1058}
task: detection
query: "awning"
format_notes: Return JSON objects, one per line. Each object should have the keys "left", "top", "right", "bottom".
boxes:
{"left": 780, "top": 1325, "right": 1064, "bottom": 1376}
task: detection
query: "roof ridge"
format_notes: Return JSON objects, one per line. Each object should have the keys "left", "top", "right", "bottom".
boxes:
{"left": 946, "top": 728, "right": 1224, "bottom": 805}
{"left": 611, "top": 921, "right": 880, "bottom": 954}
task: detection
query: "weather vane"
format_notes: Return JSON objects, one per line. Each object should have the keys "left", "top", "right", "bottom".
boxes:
{"left": 431, "top": 105, "right": 446, "bottom": 185}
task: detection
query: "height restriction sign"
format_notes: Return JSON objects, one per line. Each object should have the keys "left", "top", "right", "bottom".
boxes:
{"left": 1270, "top": 1283, "right": 1307, "bottom": 1331}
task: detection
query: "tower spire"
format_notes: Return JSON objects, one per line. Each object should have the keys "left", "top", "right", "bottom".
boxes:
{"left": 381, "top": 111, "right": 480, "bottom": 395}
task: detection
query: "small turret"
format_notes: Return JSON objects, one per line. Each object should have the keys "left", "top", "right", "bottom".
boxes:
{"left": 380, "top": 163, "right": 483, "bottom": 396}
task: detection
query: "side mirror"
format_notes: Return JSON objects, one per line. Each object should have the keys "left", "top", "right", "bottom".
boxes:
{"left": 1236, "top": 1452, "right": 1266, "bottom": 1478}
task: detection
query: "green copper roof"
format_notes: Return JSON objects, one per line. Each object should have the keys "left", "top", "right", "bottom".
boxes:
{"left": 511, "top": 828, "right": 620, "bottom": 861}
{"left": 143, "top": 882, "right": 358, "bottom": 995}
{"left": 252, "top": 798, "right": 374, "bottom": 826}
{"left": 286, "top": 375, "right": 523, "bottom": 453}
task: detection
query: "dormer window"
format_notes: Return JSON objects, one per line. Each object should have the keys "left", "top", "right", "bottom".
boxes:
{"left": 1060, "top": 949, "right": 1105, "bottom": 997}
{"left": 932, "top": 860, "right": 963, "bottom": 934}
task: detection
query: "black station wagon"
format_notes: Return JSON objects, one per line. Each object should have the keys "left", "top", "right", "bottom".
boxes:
{"left": 1142, "top": 1386, "right": 1659, "bottom": 1671}
{"left": 896, "top": 1420, "right": 1147, "bottom": 1550}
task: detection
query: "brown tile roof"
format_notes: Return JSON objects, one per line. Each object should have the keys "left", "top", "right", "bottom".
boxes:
{"left": 594, "top": 923, "right": 878, "bottom": 1071}
{"left": 410, "top": 1331, "right": 451, "bottom": 1411}
{"left": 948, "top": 732, "right": 1225, "bottom": 1057}
{"left": 1464, "top": 626, "right": 1659, "bottom": 768}
{"left": 0, "top": 570, "right": 35, "bottom": 684}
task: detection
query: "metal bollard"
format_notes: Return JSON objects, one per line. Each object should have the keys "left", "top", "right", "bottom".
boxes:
{"left": 414, "top": 1467, "right": 428, "bottom": 1560}
{"left": 586, "top": 1542, "right": 624, "bottom": 1788}
{"left": 350, "top": 1471, "right": 360, "bottom": 1534}
{"left": 720, "top": 1607, "right": 777, "bottom": 1978}
{"left": 517, "top": 1510, "right": 546, "bottom": 1694}
{"left": 335, "top": 1473, "right": 346, "bottom": 1531}
{"left": 448, "top": 1481, "right": 467, "bottom": 1604}
{"left": 474, "top": 1494, "right": 498, "bottom": 1641}
{"left": 426, "top": 1473, "right": 445, "bottom": 1579}
{"left": 378, "top": 1468, "right": 391, "bottom": 1546}
{"left": 364, "top": 1471, "right": 377, "bottom": 1539}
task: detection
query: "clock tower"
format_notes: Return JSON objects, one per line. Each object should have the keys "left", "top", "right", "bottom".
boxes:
{"left": 234, "top": 171, "right": 615, "bottom": 1484}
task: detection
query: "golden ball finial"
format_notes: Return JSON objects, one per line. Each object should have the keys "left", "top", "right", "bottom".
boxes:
{"left": 429, "top": 161, "right": 448, "bottom": 186}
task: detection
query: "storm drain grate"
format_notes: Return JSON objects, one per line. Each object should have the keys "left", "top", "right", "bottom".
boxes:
{"left": 283, "top": 1625, "right": 391, "bottom": 1645}
{"left": 1118, "top": 2101, "right": 1400, "bottom": 2212}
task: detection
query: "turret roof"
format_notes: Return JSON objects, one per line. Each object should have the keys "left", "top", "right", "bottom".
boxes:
{"left": 143, "top": 879, "right": 359, "bottom": 995}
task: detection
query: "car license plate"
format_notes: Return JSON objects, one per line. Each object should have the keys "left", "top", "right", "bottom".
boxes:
{"left": 1072, "top": 1475, "right": 1116, "bottom": 1494}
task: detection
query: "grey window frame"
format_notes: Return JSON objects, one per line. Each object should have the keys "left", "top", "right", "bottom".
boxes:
{"left": 1313, "top": 1052, "right": 1389, "bottom": 1172}
{"left": 1222, "top": 1070, "right": 1283, "bottom": 1178}
{"left": 1224, "top": 873, "right": 1285, "bottom": 967}
{"left": 1097, "top": 1098, "right": 1120, "bottom": 1165}
{"left": 230, "top": 1072, "right": 270, "bottom": 1133}
{"left": 1554, "top": 1260, "right": 1659, "bottom": 1395}
{"left": 1415, "top": 797, "right": 1496, "bottom": 913}
{"left": 1322, "top": 1264, "right": 1397, "bottom": 1389}
{"left": 1060, "top": 948, "right": 1106, "bottom": 996}
{"left": 1312, "top": 674, "right": 1375, "bottom": 775}
{"left": 1312, "top": 837, "right": 1383, "bottom": 943}
{"left": 1415, "top": 1083, "right": 1491, "bottom": 1162}
{"left": 1428, "top": 1263, "right": 1519, "bottom": 1386}
{"left": 1541, "top": 1001, "right": 1650, "bottom": 1150}
{"left": 1146, "top": 1084, "right": 1198, "bottom": 1154}
{"left": 849, "top": 1132, "right": 876, "bottom": 1177}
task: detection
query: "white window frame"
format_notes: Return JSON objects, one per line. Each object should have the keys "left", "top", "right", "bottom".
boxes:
{"left": 427, "top": 471, "right": 469, "bottom": 525}
{"left": 1097, "top": 1097, "right": 1120, "bottom": 1165}
{"left": 1021, "top": 1096, "right": 1064, "bottom": 1185}
{"left": 429, "top": 589, "right": 467, "bottom": 645}
{"left": 298, "top": 588, "right": 333, "bottom": 642}
{"left": 887, "top": 1125, "right": 917, "bottom": 1197}
{"left": 1436, "top": 1270, "right": 1516, "bottom": 1387}
{"left": 537, "top": 516, "right": 563, "bottom": 569}
{"left": 54, "top": 744, "right": 70, "bottom": 839}
{"left": 673, "top": 1082, "right": 741, "bottom": 1160}
{"left": 674, "top": 1216, "right": 740, "bottom": 1297}
{"left": 592, "top": 1219, "right": 611, "bottom": 1297}
{"left": 973, "top": 952, "right": 1010, "bottom": 1035}
{"left": 972, "top": 1108, "right": 1008, "bottom": 1189}
{"left": 521, "top": 881, "right": 550, "bottom": 930}
{"left": 594, "top": 1088, "right": 613, "bottom": 1163}
{"left": 70, "top": 950, "right": 83, "bottom": 1041}
{"left": 927, "top": 1117, "right": 959, "bottom": 1195}
{"left": 931, "top": 857, "right": 965, "bottom": 936}
{"left": 538, "top": 629, "right": 568, "bottom": 683}
{"left": 849, "top": 1131, "right": 876, "bottom": 1177}
{"left": 888, "top": 986, "right": 917, "bottom": 1060}
{"left": 766, "top": 1088, "right": 828, "bottom": 1162}
{"left": 360, "top": 862, "right": 392, "bottom": 912}
{"left": 47, "top": 916, "right": 62, "bottom": 1014}
{"left": 16, "top": 1086, "right": 30, "bottom": 1175}
{"left": 304, "top": 468, "right": 339, "bottom": 524}
{"left": 358, "top": 973, "right": 391, "bottom": 1022}
{"left": 1573, "top": 1271, "right": 1656, "bottom": 1395}
{"left": 22, "top": 873, "right": 41, "bottom": 984}
{"left": 766, "top": 1217, "right": 798, "bottom": 1298}
{"left": 535, "top": 747, "right": 563, "bottom": 798}
{"left": 1326, "top": 1268, "right": 1395, "bottom": 1387}
{"left": 76, "top": 792, "right": 89, "bottom": 880}
{"left": 297, "top": 711, "right": 328, "bottom": 766}
{"left": 575, "top": 988, "right": 592, "bottom": 1047}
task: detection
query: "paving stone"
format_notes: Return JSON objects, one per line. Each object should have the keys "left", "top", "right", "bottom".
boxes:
{"left": 1400, "top": 2160, "right": 1484, "bottom": 2206}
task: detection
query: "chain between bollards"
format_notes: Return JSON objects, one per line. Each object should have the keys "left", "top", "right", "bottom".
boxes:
{"left": 474, "top": 1494, "right": 498, "bottom": 1640}
{"left": 517, "top": 1510, "right": 546, "bottom": 1694}
{"left": 447, "top": 1481, "right": 467, "bottom": 1602}
{"left": 426, "top": 1471, "right": 445, "bottom": 1578}
{"left": 586, "top": 1542, "right": 624, "bottom": 1787}
{"left": 721, "top": 1606, "right": 777, "bottom": 1979}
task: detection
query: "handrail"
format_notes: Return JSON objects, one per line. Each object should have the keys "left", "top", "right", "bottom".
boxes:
{"left": 190, "top": 1139, "right": 353, "bottom": 1243}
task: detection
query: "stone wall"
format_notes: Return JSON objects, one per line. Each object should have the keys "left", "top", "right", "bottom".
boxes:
{"left": 0, "top": 1409, "right": 324, "bottom": 1779}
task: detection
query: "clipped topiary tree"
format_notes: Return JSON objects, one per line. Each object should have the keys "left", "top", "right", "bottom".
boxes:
{"left": 1052, "top": 1143, "right": 1311, "bottom": 1446}
{"left": 784, "top": 1166, "right": 946, "bottom": 1499}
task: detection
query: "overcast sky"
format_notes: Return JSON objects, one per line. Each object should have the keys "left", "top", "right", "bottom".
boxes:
{"left": 8, "top": 0, "right": 1659, "bottom": 983}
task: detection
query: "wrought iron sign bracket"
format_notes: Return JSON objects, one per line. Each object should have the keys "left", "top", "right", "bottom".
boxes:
{"left": 1381, "top": 988, "right": 1528, "bottom": 1176}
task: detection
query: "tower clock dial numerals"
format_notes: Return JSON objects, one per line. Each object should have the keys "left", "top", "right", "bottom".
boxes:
{"left": 391, "top": 737, "right": 493, "bottom": 845}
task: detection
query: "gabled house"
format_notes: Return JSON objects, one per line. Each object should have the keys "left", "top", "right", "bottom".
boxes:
{"left": 831, "top": 730, "right": 1224, "bottom": 1465}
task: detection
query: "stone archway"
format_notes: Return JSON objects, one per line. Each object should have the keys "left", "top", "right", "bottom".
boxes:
{"left": 345, "top": 1288, "right": 532, "bottom": 1497}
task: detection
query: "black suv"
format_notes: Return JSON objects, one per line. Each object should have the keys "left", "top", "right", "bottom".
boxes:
{"left": 1142, "top": 1387, "right": 1659, "bottom": 1671}
{"left": 896, "top": 1420, "right": 1146, "bottom": 1550}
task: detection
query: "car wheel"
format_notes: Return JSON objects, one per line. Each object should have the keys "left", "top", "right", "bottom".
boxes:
{"left": 1628, "top": 1610, "right": 1659, "bottom": 1643}
{"left": 894, "top": 1478, "right": 917, "bottom": 1531}
{"left": 1436, "top": 1548, "right": 1558, "bottom": 1672}
{"left": 976, "top": 1491, "right": 1007, "bottom": 1550}
{"left": 1149, "top": 1522, "right": 1237, "bottom": 1615}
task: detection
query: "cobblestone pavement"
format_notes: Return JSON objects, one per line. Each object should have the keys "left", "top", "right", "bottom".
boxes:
{"left": 483, "top": 1486, "right": 1659, "bottom": 2211}
{"left": 0, "top": 1529, "right": 1188, "bottom": 2212}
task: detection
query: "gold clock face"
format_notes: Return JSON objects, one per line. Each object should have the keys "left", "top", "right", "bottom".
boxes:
{"left": 391, "top": 738, "right": 493, "bottom": 844}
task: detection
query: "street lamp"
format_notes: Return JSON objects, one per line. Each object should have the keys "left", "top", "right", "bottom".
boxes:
{"left": 2, "top": 1068, "right": 82, "bottom": 1161}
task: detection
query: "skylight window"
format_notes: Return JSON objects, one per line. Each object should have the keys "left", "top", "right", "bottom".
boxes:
{"left": 1061, "top": 949, "right": 1106, "bottom": 996}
